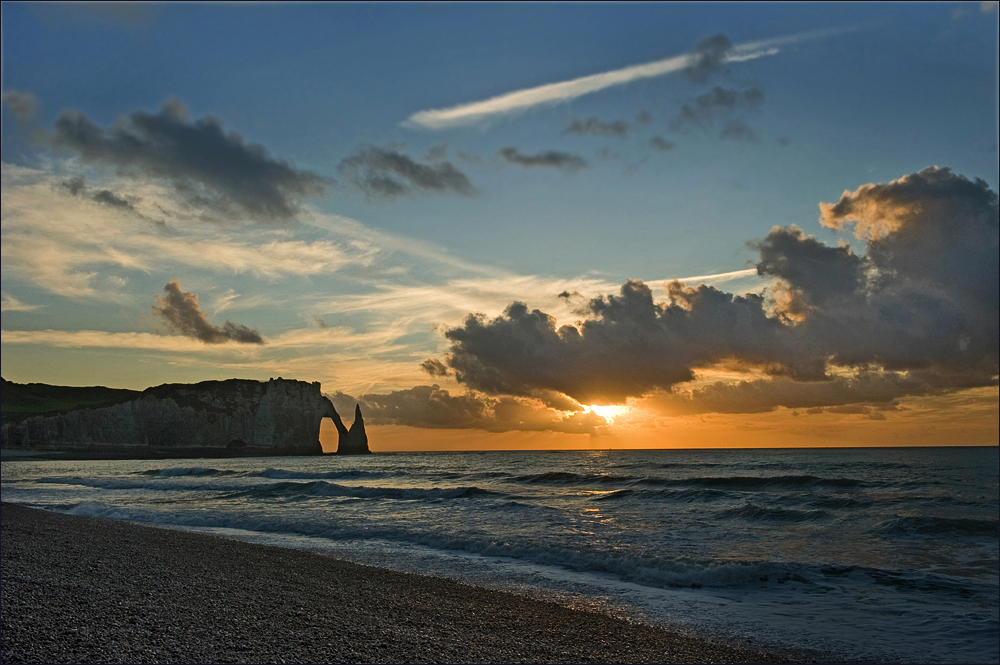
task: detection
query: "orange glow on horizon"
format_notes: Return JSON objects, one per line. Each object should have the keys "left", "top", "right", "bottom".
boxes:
{"left": 318, "top": 386, "right": 998, "bottom": 453}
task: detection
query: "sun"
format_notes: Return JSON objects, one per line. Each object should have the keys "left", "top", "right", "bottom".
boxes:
{"left": 587, "top": 404, "right": 631, "bottom": 421}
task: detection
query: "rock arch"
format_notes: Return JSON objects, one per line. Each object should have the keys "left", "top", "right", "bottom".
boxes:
{"left": 324, "top": 402, "right": 371, "bottom": 455}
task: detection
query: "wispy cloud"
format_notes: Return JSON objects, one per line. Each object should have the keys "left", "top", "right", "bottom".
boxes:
{"left": 302, "top": 210, "right": 510, "bottom": 278}
{"left": 1, "top": 292, "right": 43, "bottom": 312}
{"left": 404, "top": 28, "right": 850, "bottom": 130}
{"left": 671, "top": 268, "right": 759, "bottom": 284}
{"left": 0, "top": 163, "right": 373, "bottom": 299}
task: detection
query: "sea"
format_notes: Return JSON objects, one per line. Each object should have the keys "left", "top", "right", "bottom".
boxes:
{"left": 2, "top": 446, "right": 997, "bottom": 663}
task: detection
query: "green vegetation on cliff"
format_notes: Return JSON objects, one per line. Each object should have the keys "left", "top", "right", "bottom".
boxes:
{"left": 1, "top": 378, "right": 140, "bottom": 425}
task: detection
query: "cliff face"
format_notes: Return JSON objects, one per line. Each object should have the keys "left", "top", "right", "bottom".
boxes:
{"left": 0, "top": 378, "right": 367, "bottom": 456}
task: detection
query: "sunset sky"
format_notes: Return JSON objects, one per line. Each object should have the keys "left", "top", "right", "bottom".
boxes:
{"left": 2, "top": 2, "right": 997, "bottom": 451}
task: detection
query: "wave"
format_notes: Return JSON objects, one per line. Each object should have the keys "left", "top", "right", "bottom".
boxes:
{"left": 675, "top": 475, "right": 863, "bottom": 490}
{"left": 37, "top": 475, "right": 500, "bottom": 502}
{"left": 235, "top": 480, "right": 501, "bottom": 502}
{"left": 514, "top": 471, "right": 635, "bottom": 485}
{"left": 257, "top": 468, "right": 393, "bottom": 481}
{"left": 806, "top": 496, "right": 873, "bottom": 509}
{"left": 56, "top": 500, "right": 997, "bottom": 603}
{"left": 874, "top": 516, "right": 999, "bottom": 538}
{"left": 591, "top": 489, "right": 634, "bottom": 501}
{"left": 864, "top": 568, "right": 992, "bottom": 597}
{"left": 718, "top": 502, "right": 829, "bottom": 523}
{"left": 485, "top": 500, "right": 535, "bottom": 511}
{"left": 38, "top": 476, "right": 190, "bottom": 491}
{"left": 139, "top": 467, "right": 240, "bottom": 477}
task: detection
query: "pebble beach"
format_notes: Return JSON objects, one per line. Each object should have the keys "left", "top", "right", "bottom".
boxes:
{"left": 0, "top": 503, "right": 798, "bottom": 664}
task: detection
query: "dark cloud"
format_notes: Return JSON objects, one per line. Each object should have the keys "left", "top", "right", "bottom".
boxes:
{"left": 635, "top": 110, "right": 652, "bottom": 125}
{"left": 499, "top": 148, "right": 588, "bottom": 172}
{"left": 62, "top": 176, "right": 87, "bottom": 197}
{"left": 421, "top": 358, "right": 451, "bottom": 377}
{"left": 566, "top": 117, "right": 629, "bottom": 138}
{"left": 2, "top": 90, "right": 39, "bottom": 123}
{"left": 718, "top": 119, "right": 759, "bottom": 142}
{"left": 152, "top": 279, "right": 265, "bottom": 345}
{"left": 61, "top": 176, "right": 140, "bottom": 213}
{"left": 671, "top": 86, "right": 764, "bottom": 131}
{"left": 338, "top": 145, "right": 476, "bottom": 199}
{"left": 655, "top": 369, "right": 976, "bottom": 415}
{"left": 442, "top": 280, "right": 797, "bottom": 405}
{"left": 438, "top": 168, "right": 998, "bottom": 412}
{"left": 50, "top": 98, "right": 330, "bottom": 223}
{"left": 683, "top": 34, "right": 733, "bottom": 83}
{"left": 649, "top": 137, "right": 676, "bottom": 152}
{"left": 328, "top": 385, "right": 610, "bottom": 434}
{"left": 91, "top": 188, "right": 136, "bottom": 210}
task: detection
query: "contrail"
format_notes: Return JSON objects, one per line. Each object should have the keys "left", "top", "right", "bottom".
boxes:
{"left": 670, "top": 268, "right": 759, "bottom": 284}
{"left": 405, "top": 27, "right": 855, "bottom": 130}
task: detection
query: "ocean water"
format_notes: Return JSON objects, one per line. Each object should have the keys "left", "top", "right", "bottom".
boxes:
{"left": 2, "top": 447, "right": 997, "bottom": 663}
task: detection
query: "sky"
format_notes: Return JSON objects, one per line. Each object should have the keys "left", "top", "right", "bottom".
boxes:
{"left": 2, "top": 2, "right": 998, "bottom": 451}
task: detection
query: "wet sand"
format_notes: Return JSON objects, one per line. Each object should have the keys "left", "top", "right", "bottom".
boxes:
{"left": 1, "top": 503, "right": 802, "bottom": 664}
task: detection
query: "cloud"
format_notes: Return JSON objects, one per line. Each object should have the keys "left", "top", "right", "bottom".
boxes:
{"left": 670, "top": 86, "right": 764, "bottom": 142}
{"left": 338, "top": 145, "right": 476, "bottom": 199}
{"left": 62, "top": 176, "right": 141, "bottom": 214}
{"left": 421, "top": 358, "right": 451, "bottom": 377}
{"left": 329, "top": 385, "right": 611, "bottom": 434}
{"left": 682, "top": 34, "right": 733, "bottom": 82}
{"left": 402, "top": 29, "right": 846, "bottom": 129}
{"left": 671, "top": 86, "right": 765, "bottom": 130}
{"left": 151, "top": 278, "right": 265, "bottom": 345}
{"left": 566, "top": 117, "right": 629, "bottom": 138}
{"left": 649, "top": 136, "right": 677, "bottom": 152}
{"left": 1, "top": 164, "right": 372, "bottom": 299}
{"left": 436, "top": 168, "right": 998, "bottom": 411}
{"left": 499, "top": 148, "right": 588, "bottom": 172}
{"left": 1, "top": 293, "right": 43, "bottom": 312}
{"left": 718, "top": 119, "right": 759, "bottom": 142}
{"left": 48, "top": 98, "right": 330, "bottom": 223}
{"left": 654, "top": 369, "right": 979, "bottom": 415}
{"left": 441, "top": 280, "right": 791, "bottom": 405}
{"left": 2, "top": 90, "right": 39, "bottom": 123}
{"left": 0, "top": 329, "right": 225, "bottom": 353}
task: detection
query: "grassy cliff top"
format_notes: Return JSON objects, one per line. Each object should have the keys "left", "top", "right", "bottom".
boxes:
{"left": 1, "top": 378, "right": 141, "bottom": 425}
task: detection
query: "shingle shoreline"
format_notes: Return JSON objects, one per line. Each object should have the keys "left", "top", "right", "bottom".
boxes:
{"left": 1, "top": 502, "right": 808, "bottom": 664}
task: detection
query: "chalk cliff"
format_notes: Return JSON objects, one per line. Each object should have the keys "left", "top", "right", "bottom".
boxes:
{"left": 0, "top": 378, "right": 370, "bottom": 456}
